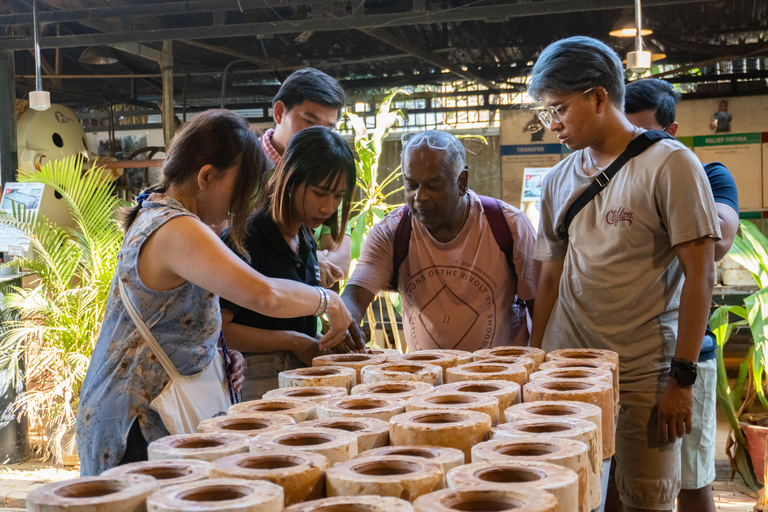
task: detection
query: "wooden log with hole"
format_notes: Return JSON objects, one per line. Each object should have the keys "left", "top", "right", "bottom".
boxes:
{"left": 327, "top": 454, "right": 445, "bottom": 502}
{"left": 262, "top": 386, "right": 347, "bottom": 405}
{"left": 302, "top": 417, "right": 390, "bottom": 452}
{"left": 546, "top": 348, "right": 619, "bottom": 367}
{"left": 446, "top": 362, "right": 527, "bottom": 386}
{"left": 250, "top": 426, "right": 358, "bottom": 465}
{"left": 361, "top": 362, "right": 443, "bottom": 386}
{"left": 101, "top": 459, "right": 210, "bottom": 488}
{"left": 538, "top": 359, "right": 619, "bottom": 418}
{"left": 492, "top": 418, "right": 601, "bottom": 510}
{"left": 148, "top": 433, "right": 250, "bottom": 462}
{"left": 283, "top": 496, "right": 414, "bottom": 512}
{"left": 437, "top": 380, "right": 520, "bottom": 421}
{"left": 361, "top": 445, "right": 466, "bottom": 475}
{"left": 352, "top": 381, "right": 435, "bottom": 401}
{"left": 405, "top": 391, "right": 500, "bottom": 425}
{"left": 312, "top": 353, "right": 388, "bottom": 382}
{"left": 209, "top": 450, "right": 329, "bottom": 506}
{"left": 27, "top": 475, "right": 160, "bottom": 512}
{"left": 434, "top": 349, "right": 474, "bottom": 365}
{"left": 529, "top": 367, "right": 617, "bottom": 420}
{"left": 278, "top": 365, "right": 357, "bottom": 391}
{"left": 198, "top": 412, "right": 296, "bottom": 437}
{"left": 391, "top": 352, "right": 458, "bottom": 381}
{"left": 504, "top": 401, "right": 603, "bottom": 450}
{"left": 228, "top": 397, "right": 316, "bottom": 423}
{"left": 545, "top": 348, "right": 620, "bottom": 404}
{"left": 147, "top": 478, "right": 284, "bottom": 512}
{"left": 474, "top": 356, "right": 537, "bottom": 376}
{"left": 474, "top": 346, "right": 547, "bottom": 366}
{"left": 412, "top": 485, "right": 559, "bottom": 512}
{"left": 316, "top": 395, "right": 406, "bottom": 422}
{"left": 522, "top": 378, "right": 614, "bottom": 458}
{"left": 447, "top": 460, "right": 581, "bottom": 512}
{"left": 389, "top": 409, "right": 493, "bottom": 461}
{"left": 470, "top": 436, "right": 591, "bottom": 512}
{"left": 368, "top": 348, "right": 403, "bottom": 360}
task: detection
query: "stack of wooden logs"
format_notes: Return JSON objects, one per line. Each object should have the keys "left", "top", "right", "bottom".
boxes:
{"left": 27, "top": 346, "right": 618, "bottom": 512}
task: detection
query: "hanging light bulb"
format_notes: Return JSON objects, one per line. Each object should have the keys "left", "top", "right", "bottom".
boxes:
{"left": 29, "top": 0, "right": 50, "bottom": 111}
{"left": 609, "top": 15, "right": 653, "bottom": 38}
{"left": 625, "top": 0, "right": 652, "bottom": 72}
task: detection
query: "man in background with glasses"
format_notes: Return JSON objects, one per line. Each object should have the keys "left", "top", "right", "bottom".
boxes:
{"left": 342, "top": 130, "right": 539, "bottom": 353}
{"left": 528, "top": 36, "right": 720, "bottom": 512}
{"left": 625, "top": 78, "right": 739, "bottom": 512}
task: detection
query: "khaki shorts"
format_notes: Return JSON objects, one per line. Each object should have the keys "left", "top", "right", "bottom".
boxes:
{"left": 240, "top": 351, "right": 305, "bottom": 402}
{"left": 680, "top": 358, "right": 717, "bottom": 489}
{"left": 614, "top": 377, "right": 681, "bottom": 510}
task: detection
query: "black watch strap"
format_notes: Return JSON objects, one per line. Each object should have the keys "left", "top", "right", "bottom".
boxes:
{"left": 670, "top": 358, "right": 698, "bottom": 387}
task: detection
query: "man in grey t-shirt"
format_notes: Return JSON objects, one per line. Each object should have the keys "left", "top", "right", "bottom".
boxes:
{"left": 528, "top": 37, "right": 720, "bottom": 512}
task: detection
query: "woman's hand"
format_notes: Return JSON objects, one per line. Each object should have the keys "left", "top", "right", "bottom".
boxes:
{"left": 289, "top": 332, "right": 326, "bottom": 366}
{"left": 226, "top": 349, "right": 245, "bottom": 394}
{"left": 318, "top": 291, "right": 355, "bottom": 351}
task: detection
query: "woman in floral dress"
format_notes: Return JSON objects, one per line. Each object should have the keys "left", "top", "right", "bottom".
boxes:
{"left": 77, "top": 110, "right": 356, "bottom": 475}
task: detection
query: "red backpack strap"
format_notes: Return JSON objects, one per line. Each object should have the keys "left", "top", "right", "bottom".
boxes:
{"left": 390, "top": 205, "right": 412, "bottom": 291}
{"left": 478, "top": 195, "right": 516, "bottom": 279}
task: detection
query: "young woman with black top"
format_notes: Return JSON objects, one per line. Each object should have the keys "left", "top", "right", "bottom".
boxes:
{"left": 220, "top": 126, "right": 356, "bottom": 400}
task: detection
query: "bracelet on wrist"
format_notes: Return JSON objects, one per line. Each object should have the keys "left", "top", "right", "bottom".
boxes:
{"left": 313, "top": 286, "right": 326, "bottom": 317}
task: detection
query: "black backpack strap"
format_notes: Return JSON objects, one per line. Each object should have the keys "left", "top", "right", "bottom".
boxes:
{"left": 390, "top": 205, "right": 412, "bottom": 291}
{"left": 560, "top": 130, "right": 673, "bottom": 239}
{"left": 478, "top": 195, "right": 516, "bottom": 278}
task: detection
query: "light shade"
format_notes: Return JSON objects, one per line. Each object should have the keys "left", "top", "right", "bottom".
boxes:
{"left": 609, "top": 16, "right": 653, "bottom": 37}
{"left": 79, "top": 46, "right": 118, "bottom": 65}
{"left": 29, "top": 90, "right": 50, "bottom": 111}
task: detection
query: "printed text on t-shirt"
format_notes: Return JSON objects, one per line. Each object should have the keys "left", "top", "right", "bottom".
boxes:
{"left": 606, "top": 207, "right": 634, "bottom": 226}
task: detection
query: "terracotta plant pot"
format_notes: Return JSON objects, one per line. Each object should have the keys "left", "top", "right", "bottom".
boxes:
{"left": 741, "top": 422, "right": 768, "bottom": 484}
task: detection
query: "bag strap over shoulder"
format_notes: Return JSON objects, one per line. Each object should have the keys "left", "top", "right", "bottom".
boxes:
{"left": 390, "top": 195, "right": 518, "bottom": 291}
{"left": 561, "top": 129, "right": 674, "bottom": 239}
{"left": 118, "top": 279, "right": 181, "bottom": 380}
{"left": 390, "top": 205, "right": 413, "bottom": 291}
{"left": 478, "top": 195, "right": 516, "bottom": 277}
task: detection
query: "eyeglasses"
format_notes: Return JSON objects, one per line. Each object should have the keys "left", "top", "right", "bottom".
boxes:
{"left": 401, "top": 132, "right": 486, "bottom": 155}
{"left": 536, "top": 87, "right": 596, "bottom": 128}
{"left": 401, "top": 132, "right": 462, "bottom": 152}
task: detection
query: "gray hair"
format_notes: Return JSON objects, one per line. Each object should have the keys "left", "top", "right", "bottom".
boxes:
{"left": 528, "top": 36, "right": 626, "bottom": 109}
{"left": 401, "top": 130, "right": 466, "bottom": 175}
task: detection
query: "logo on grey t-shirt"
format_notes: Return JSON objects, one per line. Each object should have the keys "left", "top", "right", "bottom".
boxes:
{"left": 606, "top": 207, "right": 634, "bottom": 226}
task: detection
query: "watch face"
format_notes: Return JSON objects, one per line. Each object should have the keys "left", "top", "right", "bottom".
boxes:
{"left": 673, "top": 367, "right": 696, "bottom": 387}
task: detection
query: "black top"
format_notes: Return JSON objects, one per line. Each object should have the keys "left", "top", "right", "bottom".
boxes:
{"left": 700, "top": 161, "right": 739, "bottom": 362}
{"left": 220, "top": 210, "right": 320, "bottom": 339}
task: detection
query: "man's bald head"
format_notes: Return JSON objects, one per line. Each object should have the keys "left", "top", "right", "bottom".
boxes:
{"left": 401, "top": 130, "right": 466, "bottom": 177}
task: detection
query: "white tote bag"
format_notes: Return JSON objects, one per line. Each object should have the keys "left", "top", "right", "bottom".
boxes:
{"left": 119, "top": 280, "right": 230, "bottom": 435}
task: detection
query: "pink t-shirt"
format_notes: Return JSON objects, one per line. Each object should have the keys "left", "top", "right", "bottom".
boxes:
{"left": 347, "top": 191, "right": 539, "bottom": 352}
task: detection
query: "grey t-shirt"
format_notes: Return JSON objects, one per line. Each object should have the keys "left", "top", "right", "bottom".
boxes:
{"left": 534, "top": 135, "right": 720, "bottom": 391}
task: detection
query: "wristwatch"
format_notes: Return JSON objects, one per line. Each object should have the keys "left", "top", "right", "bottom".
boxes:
{"left": 670, "top": 358, "right": 698, "bottom": 387}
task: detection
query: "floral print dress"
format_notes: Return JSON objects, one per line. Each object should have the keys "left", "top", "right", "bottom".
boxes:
{"left": 76, "top": 197, "right": 221, "bottom": 476}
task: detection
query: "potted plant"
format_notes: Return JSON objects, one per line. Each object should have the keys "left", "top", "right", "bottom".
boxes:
{"left": 711, "top": 220, "right": 768, "bottom": 491}
{"left": 0, "top": 155, "right": 124, "bottom": 465}
{"left": 343, "top": 89, "right": 409, "bottom": 352}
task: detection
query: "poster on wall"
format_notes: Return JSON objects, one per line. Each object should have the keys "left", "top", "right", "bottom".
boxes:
{"left": 0, "top": 182, "right": 45, "bottom": 251}
{"left": 691, "top": 133, "right": 762, "bottom": 210}
{"left": 522, "top": 167, "right": 553, "bottom": 204}
{"left": 500, "top": 144, "right": 561, "bottom": 207}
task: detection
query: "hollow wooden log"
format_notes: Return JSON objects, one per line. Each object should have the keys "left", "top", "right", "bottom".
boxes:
{"left": 147, "top": 478, "right": 283, "bottom": 512}
{"left": 279, "top": 366, "right": 357, "bottom": 391}
{"left": 390, "top": 409, "right": 493, "bottom": 461}
{"left": 148, "top": 433, "right": 250, "bottom": 463}
{"left": 209, "top": 450, "right": 329, "bottom": 506}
